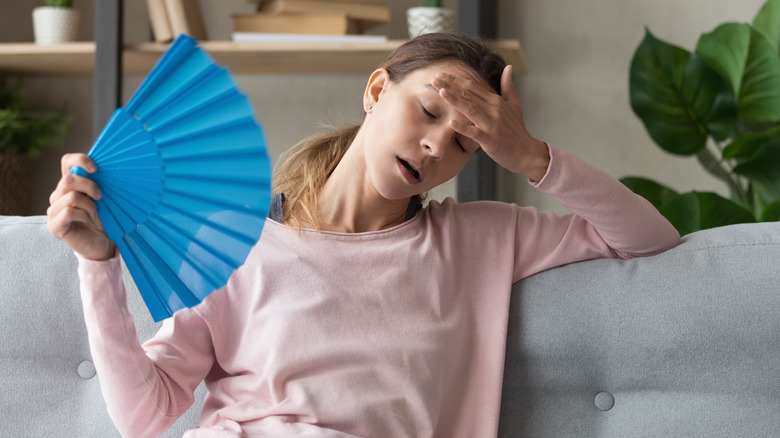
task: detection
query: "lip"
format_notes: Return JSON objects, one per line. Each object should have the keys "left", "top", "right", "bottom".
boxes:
{"left": 396, "top": 157, "right": 424, "bottom": 184}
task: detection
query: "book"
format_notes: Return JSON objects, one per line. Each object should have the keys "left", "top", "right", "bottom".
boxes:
{"left": 163, "top": 0, "right": 208, "bottom": 41}
{"left": 233, "top": 14, "right": 364, "bottom": 35}
{"left": 146, "top": 0, "right": 173, "bottom": 43}
{"left": 256, "top": 0, "right": 390, "bottom": 24}
{"left": 231, "top": 32, "right": 388, "bottom": 43}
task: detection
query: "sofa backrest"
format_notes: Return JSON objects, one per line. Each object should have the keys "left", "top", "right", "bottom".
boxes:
{"left": 500, "top": 222, "right": 780, "bottom": 437}
{"left": 0, "top": 215, "right": 203, "bottom": 437}
{"left": 2, "top": 215, "right": 779, "bottom": 437}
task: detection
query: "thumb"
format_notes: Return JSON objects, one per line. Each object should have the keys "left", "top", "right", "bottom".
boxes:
{"left": 500, "top": 64, "right": 518, "bottom": 102}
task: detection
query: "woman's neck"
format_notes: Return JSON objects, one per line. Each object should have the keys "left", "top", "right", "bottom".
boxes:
{"left": 316, "top": 138, "right": 409, "bottom": 233}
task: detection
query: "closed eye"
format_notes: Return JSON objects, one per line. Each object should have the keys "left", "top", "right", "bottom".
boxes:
{"left": 423, "top": 105, "right": 466, "bottom": 152}
{"left": 455, "top": 136, "right": 466, "bottom": 152}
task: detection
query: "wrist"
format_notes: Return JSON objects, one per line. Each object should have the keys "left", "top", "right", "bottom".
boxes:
{"left": 519, "top": 139, "right": 550, "bottom": 182}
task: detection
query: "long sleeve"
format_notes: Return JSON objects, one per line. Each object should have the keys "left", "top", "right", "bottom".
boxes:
{"left": 78, "top": 255, "right": 215, "bottom": 437}
{"left": 510, "top": 145, "right": 680, "bottom": 281}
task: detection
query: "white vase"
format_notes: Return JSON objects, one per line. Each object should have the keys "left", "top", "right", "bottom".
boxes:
{"left": 406, "top": 7, "right": 456, "bottom": 39}
{"left": 33, "top": 7, "right": 80, "bottom": 45}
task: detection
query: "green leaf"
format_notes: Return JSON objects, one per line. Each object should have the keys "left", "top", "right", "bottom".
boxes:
{"left": 620, "top": 176, "right": 679, "bottom": 210}
{"left": 753, "top": 0, "right": 780, "bottom": 53}
{"left": 723, "top": 133, "right": 768, "bottom": 159}
{"left": 723, "top": 125, "right": 780, "bottom": 159}
{"left": 659, "top": 191, "right": 756, "bottom": 235}
{"left": 695, "top": 23, "right": 750, "bottom": 94}
{"left": 761, "top": 201, "right": 780, "bottom": 221}
{"left": 630, "top": 29, "right": 737, "bottom": 155}
{"left": 696, "top": 24, "right": 780, "bottom": 122}
{"left": 733, "top": 142, "right": 780, "bottom": 204}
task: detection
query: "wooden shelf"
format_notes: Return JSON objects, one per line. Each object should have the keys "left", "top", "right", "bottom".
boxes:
{"left": 0, "top": 40, "right": 526, "bottom": 76}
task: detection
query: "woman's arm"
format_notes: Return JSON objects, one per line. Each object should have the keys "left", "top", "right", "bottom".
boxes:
{"left": 511, "top": 145, "right": 680, "bottom": 281}
{"left": 78, "top": 255, "right": 214, "bottom": 437}
{"left": 49, "top": 153, "right": 213, "bottom": 437}
{"left": 431, "top": 65, "right": 679, "bottom": 278}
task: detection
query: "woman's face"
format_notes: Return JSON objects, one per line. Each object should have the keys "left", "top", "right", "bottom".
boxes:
{"left": 360, "top": 63, "right": 485, "bottom": 201}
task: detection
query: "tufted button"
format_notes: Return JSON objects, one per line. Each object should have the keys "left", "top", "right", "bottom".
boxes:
{"left": 594, "top": 391, "right": 615, "bottom": 411}
{"left": 77, "top": 360, "right": 96, "bottom": 379}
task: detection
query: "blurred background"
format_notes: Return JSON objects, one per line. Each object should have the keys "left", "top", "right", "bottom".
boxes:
{"left": 0, "top": 0, "right": 767, "bottom": 215}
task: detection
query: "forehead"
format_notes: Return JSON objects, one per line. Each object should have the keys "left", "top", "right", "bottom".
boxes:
{"left": 404, "top": 62, "right": 488, "bottom": 87}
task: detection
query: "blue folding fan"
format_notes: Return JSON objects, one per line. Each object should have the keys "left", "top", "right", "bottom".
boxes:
{"left": 71, "top": 34, "right": 271, "bottom": 321}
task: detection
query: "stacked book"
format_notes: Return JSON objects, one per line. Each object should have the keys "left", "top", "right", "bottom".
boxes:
{"left": 146, "top": 0, "right": 207, "bottom": 42}
{"left": 232, "top": 0, "right": 389, "bottom": 43}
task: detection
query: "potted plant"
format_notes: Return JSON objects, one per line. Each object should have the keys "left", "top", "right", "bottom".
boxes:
{"left": 622, "top": 0, "right": 780, "bottom": 235}
{"left": 407, "top": 0, "right": 455, "bottom": 38}
{"left": 33, "top": 0, "right": 80, "bottom": 45}
{"left": 0, "top": 77, "right": 74, "bottom": 215}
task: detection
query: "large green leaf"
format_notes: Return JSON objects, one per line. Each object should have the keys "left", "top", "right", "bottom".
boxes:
{"left": 733, "top": 142, "right": 780, "bottom": 203}
{"left": 630, "top": 29, "right": 737, "bottom": 155}
{"left": 659, "top": 191, "right": 756, "bottom": 235}
{"left": 753, "top": 0, "right": 780, "bottom": 53}
{"left": 695, "top": 23, "right": 750, "bottom": 94}
{"left": 723, "top": 124, "right": 780, "bottom": 159}
{"left": 620, "top": 176, "right": 679, "bottom": 210}
{"left": 696, "top": 23, "right": 780, "bottom": 122}
{"left": 761, "top": 201, "right": 780, "bottom": 221}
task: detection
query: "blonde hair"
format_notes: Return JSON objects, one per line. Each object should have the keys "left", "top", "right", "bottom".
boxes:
{"left": 272, "top": 33, "right": 506, "bottom": 229}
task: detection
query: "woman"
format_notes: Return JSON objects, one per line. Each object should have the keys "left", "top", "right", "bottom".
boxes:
{"left": 47, "top": 33, "right": 679, "bottom": 437}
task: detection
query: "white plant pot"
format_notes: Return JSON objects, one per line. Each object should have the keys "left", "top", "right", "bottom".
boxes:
{"left": 406, "top": 7, "right": 455, "bottom": 38}
{"left": 33, "top": 7, "right": 80, "bottom": 45}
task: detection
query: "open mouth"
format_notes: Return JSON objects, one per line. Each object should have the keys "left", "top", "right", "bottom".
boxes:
{"left": 398, "top": 157, "right": 420, "bottom": 181}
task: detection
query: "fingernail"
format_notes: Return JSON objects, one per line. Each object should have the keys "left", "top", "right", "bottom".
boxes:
{"left": 450, "top": 119, "right": 460, "bottom": 129}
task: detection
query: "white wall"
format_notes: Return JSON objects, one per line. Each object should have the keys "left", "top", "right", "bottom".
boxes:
{"left": 4, "top": 0, "right": 769, "bottom": 214}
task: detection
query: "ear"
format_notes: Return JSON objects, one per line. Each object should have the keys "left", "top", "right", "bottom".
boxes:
{"left": 364, "top": 68, "right": 390, "bottom": 112}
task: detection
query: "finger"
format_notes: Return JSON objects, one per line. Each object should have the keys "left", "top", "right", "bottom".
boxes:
{"left": 433, "top": 72, "right": 491, "bottom": 105}
{"left": 52, "top": 171, "right": 102, "bottom": 202}
{"left": 449, "top": 119, "right": 485, "bottom": 145}
{"left": 48, "top": 190, "right": 100, "bottom": 225}
{"left": 500, "top": 65, "right": 519, "bottom": 102}
{"left": 435, "top": 81, "right": 485, "bottom": 125}
{"left": 60, "top": 153, "right": 96, "bottom": 177}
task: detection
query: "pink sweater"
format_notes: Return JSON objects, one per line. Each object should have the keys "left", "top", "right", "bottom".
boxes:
{"left": 77, "top": 147, "right": 679, "bottom": 437}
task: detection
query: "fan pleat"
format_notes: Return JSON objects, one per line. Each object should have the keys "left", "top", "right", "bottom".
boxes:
{"left": 140, "top": 68, "right": 235, "bottom": 129}
{"left": 164, "top": 179, "right": 271, "bottom": 214}
{"left": 153, "top": 98, "right": 257, "bottom": 145}
{"left": 124, "top": 231, "right": 200, "bottom": 309}
{"left": 156, "top": 197, "right": 264, "bottom": 247}
{"left": 136, "top": 219, "right": 227, "bottom": 298}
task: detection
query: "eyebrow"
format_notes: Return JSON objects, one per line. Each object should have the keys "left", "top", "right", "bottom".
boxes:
{"left": 425, "top": 84, "right": 438, "bottom": 93}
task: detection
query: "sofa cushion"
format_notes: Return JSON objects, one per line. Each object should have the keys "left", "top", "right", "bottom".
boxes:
{"left": 0, "top": 215, "right": 203, "bottom": 437}
{"left": 500, "top": 222, "right": 780, "bottom": 437}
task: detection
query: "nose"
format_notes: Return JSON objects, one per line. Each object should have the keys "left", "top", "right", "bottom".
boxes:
{"left": 422, "top": 126, "right": 454, "bottom": 159}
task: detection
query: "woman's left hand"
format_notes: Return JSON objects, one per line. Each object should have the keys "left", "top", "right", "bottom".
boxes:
{"left": 432, "top": 64, "right": 550, "bottom": 182}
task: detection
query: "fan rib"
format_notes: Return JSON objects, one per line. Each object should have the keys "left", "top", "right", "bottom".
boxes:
{"left": 125, "top": 36, "right": 201, "bottom": 114}
{"left": 140, "top": 219, "right": 225, "bottom": 293}
{"left": 156, "top": 116, "right": 260, "bottom": 146}
{"left": 124, "top": 232, "right": 202, "bottom": 309}
{"left": 156, "top": 198, "right": 261, "bottom": 247}
{"left": 148, "top": 88, "right": 242, "bottom": 134}
{"left": 138, "top": 64, "right": 222, "bottom": 126}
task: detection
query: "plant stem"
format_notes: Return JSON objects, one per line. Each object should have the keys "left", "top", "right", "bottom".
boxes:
{"left": 696, "top": 145, "right": 746, "bottom": 203}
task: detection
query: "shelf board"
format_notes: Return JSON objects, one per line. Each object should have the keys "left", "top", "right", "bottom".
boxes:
{"left": 0, "top": 40, "right": 526, "bottom": 76}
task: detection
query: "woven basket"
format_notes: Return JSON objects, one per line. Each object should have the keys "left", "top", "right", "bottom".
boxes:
{"left": 0, "top": 153, "right": 34, "bottom": 215}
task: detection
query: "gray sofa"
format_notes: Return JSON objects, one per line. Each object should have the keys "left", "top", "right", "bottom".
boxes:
{"left": 1, "top": 215, "right": 778, "bottom": 437}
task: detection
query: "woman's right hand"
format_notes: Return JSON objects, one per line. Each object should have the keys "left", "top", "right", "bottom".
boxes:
{"left": 47, "top": 153, "right": 115, "bottom": 261}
